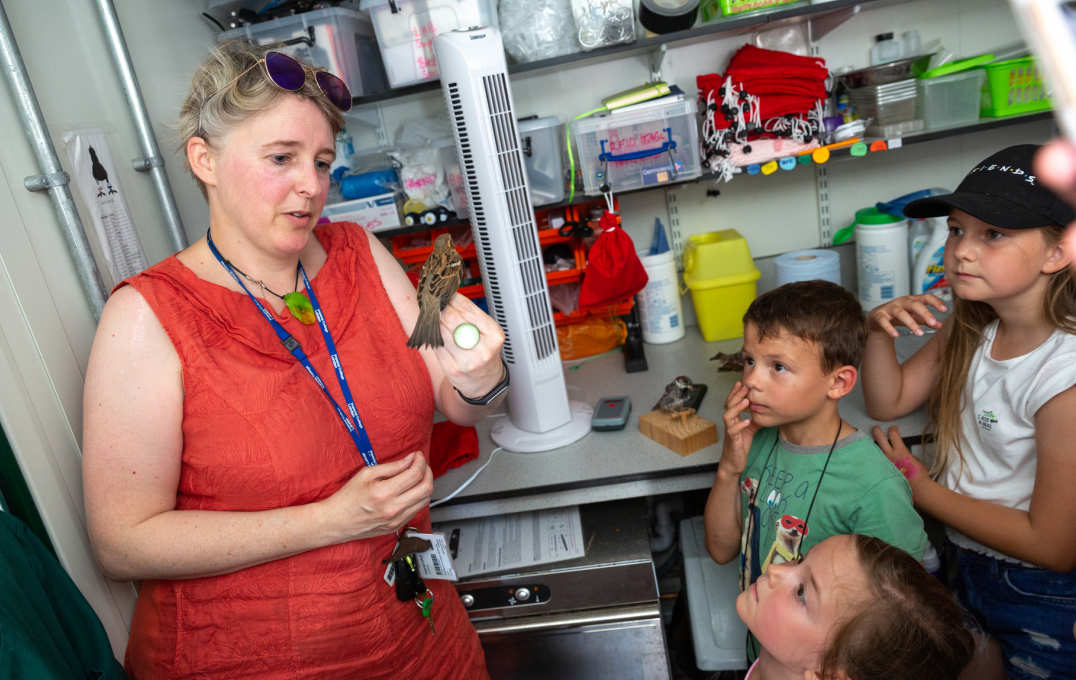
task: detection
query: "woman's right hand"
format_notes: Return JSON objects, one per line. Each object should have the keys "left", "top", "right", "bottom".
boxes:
{"left": 320, "top": 451, "right": 434, "bottom": 542}
{"left": 867, "top": 293, "right": 948, "bottom": 338}
{"left": 719, "top": 381, "right": 758, "bottom": 480}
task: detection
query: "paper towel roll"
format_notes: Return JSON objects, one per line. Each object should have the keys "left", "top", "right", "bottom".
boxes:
{"left": 775, "top": 249, "right": 841, "bottom": 287}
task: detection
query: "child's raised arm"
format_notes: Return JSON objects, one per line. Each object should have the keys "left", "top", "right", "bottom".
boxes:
{"left": 861, "top": 293, "right": 949, "bottom": 420}
{"left": 704, "top": 381, "right": 758, "bottom": 564}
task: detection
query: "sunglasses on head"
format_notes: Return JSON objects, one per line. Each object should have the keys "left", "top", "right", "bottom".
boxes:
{"left": 224, "top": 51, "right": 352, "bottom": 112}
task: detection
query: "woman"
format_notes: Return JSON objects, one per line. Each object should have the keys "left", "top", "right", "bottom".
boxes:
{"left": 81, "top": 42, "right": 503, "bottom": 679}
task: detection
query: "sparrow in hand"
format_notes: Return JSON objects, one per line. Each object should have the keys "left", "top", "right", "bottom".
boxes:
{"left": 407, "top": 233, "right": 463, "bottom": 349}
{"left": 654, "top": 375, "right": 697, "bottom": 425}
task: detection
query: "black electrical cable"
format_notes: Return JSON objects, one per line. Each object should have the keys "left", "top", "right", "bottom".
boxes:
{"left": 201, "top": 12, "right": 225, "bottom": 32}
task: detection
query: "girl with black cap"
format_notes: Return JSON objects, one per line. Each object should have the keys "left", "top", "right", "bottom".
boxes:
{"left": 859, "top": 144, "right": 1076, "bottom": 680}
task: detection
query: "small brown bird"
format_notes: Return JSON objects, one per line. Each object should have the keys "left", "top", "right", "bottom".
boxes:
{"left": 654, "top": 375, "right": 697, "bottom": 424}
{"left": 407, "top": 233, "right": 463, "bottom": 349}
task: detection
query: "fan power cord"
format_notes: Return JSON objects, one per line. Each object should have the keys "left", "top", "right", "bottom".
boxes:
{"left": 429, "top": 446, "right": 504, "bottom": 508}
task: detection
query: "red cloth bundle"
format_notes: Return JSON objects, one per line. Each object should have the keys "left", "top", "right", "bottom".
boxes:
{"left": 429, "top": 421, "right": 479, "bottom": 478}
{"left": 579, "top": 211, "right": 649, "bottom": 308}
{"left": 698, "top": 44, "right": 829, "bottom": 132}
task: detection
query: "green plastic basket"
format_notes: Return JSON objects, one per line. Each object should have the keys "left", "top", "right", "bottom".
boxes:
{"left": 701, "top": 0, "right": 799, "bottom": 21}
{"left": 980, "top": 56, "right": 1051, "bottom": 117}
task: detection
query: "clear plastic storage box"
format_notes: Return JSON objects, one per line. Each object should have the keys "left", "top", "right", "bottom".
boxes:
{"left": 518, "top": 116, "right": 565, "bottom": 206}
{"left": 358, "top": 0, "right": 498, "bottom": 89}
{"left": 570, "top": 96, "right": 701, "bottom": 195}
{"left": 917, "top": 69, "right": 986, "bottom": 128}
{"left": 219, "top": 7, "right": 387, "bottom": 98}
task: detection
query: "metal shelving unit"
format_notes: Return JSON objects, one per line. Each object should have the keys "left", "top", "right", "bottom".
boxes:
{"left": 350, "top": 0, "right": 904, "bottom": 107}
{"left": 371, "top": 110, "right": 1055, "bottom": 240}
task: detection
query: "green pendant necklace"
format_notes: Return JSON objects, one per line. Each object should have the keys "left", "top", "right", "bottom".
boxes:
{"left": 221, "top": 256, "right": 316, "bottom": 325}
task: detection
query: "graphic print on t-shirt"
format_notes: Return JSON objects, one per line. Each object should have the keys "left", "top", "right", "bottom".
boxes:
{"left": 977, "top": 408, "right": 998, "bottom": 432}
{"left": 740, "top": 461, "right": 816, "bottom": 589}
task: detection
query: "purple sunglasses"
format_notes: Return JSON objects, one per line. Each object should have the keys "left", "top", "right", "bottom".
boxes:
{"left": 224, "top": 51, "right": 352, "bottom": 112}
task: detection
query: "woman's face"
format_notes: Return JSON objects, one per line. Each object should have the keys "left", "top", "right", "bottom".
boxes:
{"left": 736, "top": 534, "right": 870, "bottom": 673}
{"left": 208, "top": 94, "right": 335, "bottom": 257}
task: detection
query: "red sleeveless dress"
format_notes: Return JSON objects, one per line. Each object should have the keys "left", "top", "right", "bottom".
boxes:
{"left": 120, "top": 222, "right": 488, "bottom": 679}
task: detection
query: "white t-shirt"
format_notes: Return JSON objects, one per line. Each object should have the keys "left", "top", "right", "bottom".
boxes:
{"left": 945, "top": 320, "right": 1076, "bottom": 562}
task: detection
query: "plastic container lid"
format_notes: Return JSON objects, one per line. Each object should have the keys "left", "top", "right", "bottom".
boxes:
{"left": 832, "top": 207, "right": 905, "bottom": 245}
{"left": 919, "top": 53, "right": 994, "bottom": 79}
{"left": 855, "top": 206, "right": 905, "bottom": 225}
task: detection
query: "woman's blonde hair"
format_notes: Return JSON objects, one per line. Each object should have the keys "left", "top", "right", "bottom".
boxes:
{"left": 176, "top": 40, "right": 345, "bottom": 198}
{"left": 928, "top": 224, "right": 1076, "bottom": 477}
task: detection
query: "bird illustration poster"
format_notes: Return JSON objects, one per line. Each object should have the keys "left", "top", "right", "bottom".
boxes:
{"left": 63, "top": 128, "right": 147, "bottom": 285}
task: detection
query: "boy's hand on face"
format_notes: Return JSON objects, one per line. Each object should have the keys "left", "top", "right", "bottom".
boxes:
{"left": 867, "top": 294, "right": 948, "bottom": 338}
{"left": 872, "top": 425, "right": 930, "bottom": 501}
{"left": 720, "top": 381, "right": 759, "bottom": 481}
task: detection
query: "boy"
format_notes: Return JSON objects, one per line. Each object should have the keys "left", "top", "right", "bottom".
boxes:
{"left": 704, "top": 280, "right": 927, "bottom": 594}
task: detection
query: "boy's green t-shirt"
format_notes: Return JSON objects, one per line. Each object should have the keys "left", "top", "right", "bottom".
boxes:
{"left": 737, "top": 427, "right": 927, "bottom": 589}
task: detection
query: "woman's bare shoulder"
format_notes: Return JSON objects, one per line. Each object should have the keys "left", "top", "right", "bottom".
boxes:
{"left": 90, "top": 284, "right": 180, "bottom": 376}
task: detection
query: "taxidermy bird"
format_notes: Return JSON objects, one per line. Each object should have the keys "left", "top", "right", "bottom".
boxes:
{"left": 407, "top": 233, "right": 462, "bottom": 349}
{"left": 654, "top": 375, "right": 697, "bottom": 424}
{"left": 88, "top": 146, "right": 116, "bottom": 197}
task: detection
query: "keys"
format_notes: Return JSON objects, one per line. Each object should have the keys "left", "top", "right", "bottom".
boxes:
{"left": 393, "top": 554, "right": 425, "bottom": 603}
{"left": 386, "top": 533, "right": 432, "bottom": 602}
{"left": 417, "top": 589, "right": 435, "bottom": 635}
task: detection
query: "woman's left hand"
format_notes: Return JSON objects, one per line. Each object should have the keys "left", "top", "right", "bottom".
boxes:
{"left": 432, "top": 293, "right": 506, "bottom": 401}
{"left": 872, "top": 425, "right": 930, "bottom": 502}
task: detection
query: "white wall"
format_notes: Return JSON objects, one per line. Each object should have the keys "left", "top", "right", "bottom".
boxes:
{"left": 0, "top": 0, "right": 1057, "bottom": 661}
{"left": 0, "top": 0, "right": 218, "bottom": 656}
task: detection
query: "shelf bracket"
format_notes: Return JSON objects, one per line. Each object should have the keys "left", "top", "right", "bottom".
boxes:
{"left": 649, "top": 43, "right": 667, "bottom": 83}
{"left": 815, "top": 163, "right": 833, "bottom": 246}
{"left": 664, "top": 185, "right": 685, "bottom": 268}
{"left": 807, "top": 5, "right": 860, "bottom": 43}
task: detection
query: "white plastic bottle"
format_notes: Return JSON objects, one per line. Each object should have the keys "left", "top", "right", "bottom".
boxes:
{"left": 908, "top": 218, "right": 931, "bottom": 271}
{"left": 912, "top": 217, "right": 951, "bottom": 301}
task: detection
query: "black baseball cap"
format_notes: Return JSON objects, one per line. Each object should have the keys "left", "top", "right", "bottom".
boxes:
{"left": 904, "top": 144, "right": 1075, "bottom": 229}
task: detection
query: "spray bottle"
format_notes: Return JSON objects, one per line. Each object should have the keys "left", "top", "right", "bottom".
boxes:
{"left": 911, "top": 216, "right": 951, "bottom": 300}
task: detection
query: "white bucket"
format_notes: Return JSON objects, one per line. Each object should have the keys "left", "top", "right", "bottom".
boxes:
{"left": 855, "top": 220, "right": 909, "bottom": 310}
{"left": 636, "top": 249, "right": 685, "bottom": 344}
{"left": 775, "top": 249, "right": 841, "bottom": 287}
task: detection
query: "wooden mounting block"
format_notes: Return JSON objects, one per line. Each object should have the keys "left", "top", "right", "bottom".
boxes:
{"left": 639, "top": 409, "right": 718, "bottom": 456}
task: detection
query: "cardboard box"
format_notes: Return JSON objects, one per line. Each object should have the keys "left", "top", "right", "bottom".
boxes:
{"left": 321, "top": 193, "right": 401, "bottom": 232}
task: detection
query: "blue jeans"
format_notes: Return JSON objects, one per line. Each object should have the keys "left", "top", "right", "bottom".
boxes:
{"left": 954, "top": 546, "right": 1076, "bottom": 680}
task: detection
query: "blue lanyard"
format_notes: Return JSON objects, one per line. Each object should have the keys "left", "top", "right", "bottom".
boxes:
{"left": 205, "top": 230, "right": 377, "bottom": 466}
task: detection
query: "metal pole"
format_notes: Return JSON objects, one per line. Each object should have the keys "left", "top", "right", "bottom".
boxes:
{"left": 0, "top": 2, "right": 107, "bottom": 317}
{"left": 94, "top": 0, "right": 187, "bottom": 253}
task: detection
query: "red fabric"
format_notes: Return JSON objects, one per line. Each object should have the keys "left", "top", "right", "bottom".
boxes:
{"left": 578, "top": 211, "right": 649, "bottom": 308}
{"left": 698, "top": 44, "right": 829, "bottom": 132}
{"left": 120, "top": 223, "right": 488, "bottom": 680}
{"left": 429, "top": 422, "right": 479, "bottom": 477}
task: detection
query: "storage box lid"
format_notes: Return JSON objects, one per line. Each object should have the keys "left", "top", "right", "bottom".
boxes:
{"left": 682, "top": 229, "right": 760, "bottom": 290}
{"left": 219, "top": 6, "right": 371, "bottom": 40}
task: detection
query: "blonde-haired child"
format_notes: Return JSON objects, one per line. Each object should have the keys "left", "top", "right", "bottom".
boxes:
{"left": 862, "top": 144, "right": 1076, "bottom": 680}
{"left": 740, "top": 533, "right": 973, "bottom": 679}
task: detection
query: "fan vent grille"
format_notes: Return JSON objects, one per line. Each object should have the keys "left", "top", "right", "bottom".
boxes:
{"left": 448, "top": 81, "right": 513, "bottom": 363}
{"left": 482, "top": 73, "right": 557, "bottom": 360}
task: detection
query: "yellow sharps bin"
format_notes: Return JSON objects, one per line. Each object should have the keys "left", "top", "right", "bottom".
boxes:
{"left": 683, "top": 229, "right": 760, "bottom": 342}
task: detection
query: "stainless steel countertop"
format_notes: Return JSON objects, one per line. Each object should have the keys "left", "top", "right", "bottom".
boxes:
{"left": 431, "top": 330, "right": 929, "bottom": 522}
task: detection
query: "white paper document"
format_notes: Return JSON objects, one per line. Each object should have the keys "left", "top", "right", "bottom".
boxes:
{"left": 435, "top": 506, "right": 585, "bottom": 579}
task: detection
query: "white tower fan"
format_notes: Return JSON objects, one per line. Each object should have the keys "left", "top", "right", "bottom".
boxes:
{"left": 434, "top": 28, "right": 591, "bottom": 453}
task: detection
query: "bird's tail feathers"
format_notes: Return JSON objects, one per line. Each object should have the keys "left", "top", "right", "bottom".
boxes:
{"left": 406, "top": 297, "right": 444, "bottom": 349}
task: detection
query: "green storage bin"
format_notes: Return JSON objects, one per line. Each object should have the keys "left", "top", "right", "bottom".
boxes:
{"left": 700, "top": 0, "right": 800, "bottom": 21}
{"left": 980, "top": 56, "right": 1052, "bottom": 117}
